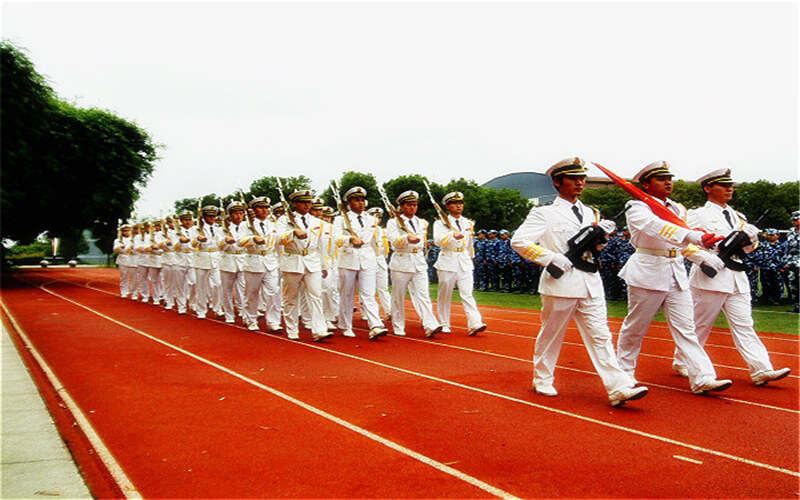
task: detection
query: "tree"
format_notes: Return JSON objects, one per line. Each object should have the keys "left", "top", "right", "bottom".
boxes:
{"left": 322, "top": 171, "right": 382, "bottom": 211}
{"left": 576, "top": 185, "right": 633, "bottom": 227}
{"left": 731, "top": 180, "right": 800, "bottom": 229}
{"left": 1, "top": 41, "right": 159, "bottom": 256}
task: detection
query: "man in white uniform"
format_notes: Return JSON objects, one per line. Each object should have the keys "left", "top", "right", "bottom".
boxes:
{"left": 386, "top": 190, "right": 443, "bottom": 338}
{"left": 113, "top": 223, "right": 136, "bottom": 298}
{"left": 172, "top": 210, "right": 196, "bottom": 315}
{"left": 161, "top": 216, "right": 179, "bottom": 310}
{"left": 192, "top": 206, "right": 224, "bottom": 319}
{"left": 133, "top": 221, "right": 151, "bottom": 302}
{"left": 433, "top": 191, "right": 487, "bottom": 335}
{"left": 333, "top": 186, "right": 389, "bottom": 340}
{"left": 277, "top": 190, "right": 333, "bottom": 342}
{"left": 616, "top": 161, "right": 733, "bottom": 395}
{"left": 241, "top": 196, "right": 282, "bottom": 332}
{"left": 511, "top": 157, "right": 647, "bottom": 407}
{"left": 219, "top": 201, "right": 249, "bottom": 324}
{"left": 146, "top": 219, "right": 165, "bottom": 305}
{"left": 673, "top": 168, "right": 791, "bottom": 386}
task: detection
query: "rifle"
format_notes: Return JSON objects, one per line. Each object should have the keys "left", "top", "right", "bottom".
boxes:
{"left": 423, "top": 180, "right": 456, "bottom": 232}
{"left": 117, "top": 218, "right": 123, "bottom": 243}
{"left": 546, "top": 224, "right": 607, "bottom": 279}
{"left": 330, "top": 179, "right": 357, "bottom": 237}
{"left": 238, "top": 189, "right": 257, "bottom": 234}
{"left": 219, "top": 198, "right": 232, "bottom": 238}
{"left": 710, "top": 209, "right": 769, "bottom": 275}
{"left": 276, "top": 178, "right": 298, "bottom": 228}
{"left": 377, "top": 184, "right": 410, "bottom": 234}
{"left": 197, "top": 198, "right": 205, "bottom": 231}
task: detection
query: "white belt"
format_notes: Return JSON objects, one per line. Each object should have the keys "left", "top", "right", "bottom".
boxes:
{"left": 636, "top": 247, "right": 680, "bottom": 258}
{"left": 444, "top": 247, "right": 465, "bottom": 253}
{"left": 395, "top": 248, "right": 420, "bottom": 254}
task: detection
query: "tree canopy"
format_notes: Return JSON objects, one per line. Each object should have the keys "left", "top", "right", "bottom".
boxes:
{"left": 1, "top": 41, "right": 160, "bottom": 255}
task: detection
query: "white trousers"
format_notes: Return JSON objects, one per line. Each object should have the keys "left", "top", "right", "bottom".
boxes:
{"left": 436, "top": 270, "right": 483, "bottom": 330}
{"left": 194, "top": 268, "right": 214, "bottom": 315}
{"left": 674, "top": 289, "right": 774, "bottom": 378}
{"left": 171, "top": 265, "right": 190, "bottom": 313}
{"left": 162, "top": 264, "right": 177, "bottom": 307}
{"left": 390, "top": 270, "right": 440, "bottom": 333}
{"left": 617, "top": 283, "right": 718, "bottom": 391}
{"left": 220, "top": 269, "right": 244, "bottom": 322}
{"left": 119, "top": 265, "right": 135, "bottom": 297}
{"left": 322, "top": 266, "right": 339, "bottom": 322}
{"left": 136, "top": 265, "right": 149, "bottom": 299}
{"left": 258, "top": 269, "right": 282, "bottom": 327}
{"left": 283, "top": 271, "right": 325, "bottom": 335}
{"left": 376, "top": 266, "right": 391, "bottom": 317}
{"left": 146, "top": 266, "right": 163, "bottom": 302}
{"left": 339, "top": 267, "right": 382, "bottom": 330}
{"left": 535, "top": 295, "right": 633, "bottom": 394}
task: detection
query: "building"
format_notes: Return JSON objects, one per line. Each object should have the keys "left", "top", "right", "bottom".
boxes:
{"left": 482, "top": 172, "right": 613, "bottom": 205}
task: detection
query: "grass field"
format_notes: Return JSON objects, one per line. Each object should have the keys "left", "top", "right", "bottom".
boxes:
{"left": 432, "top": 284, "right": 800, "bottom": 336}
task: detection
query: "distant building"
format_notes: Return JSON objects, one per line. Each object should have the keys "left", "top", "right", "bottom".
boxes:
{"left": 482, "top": 172, "right": 614, "bottom": 205}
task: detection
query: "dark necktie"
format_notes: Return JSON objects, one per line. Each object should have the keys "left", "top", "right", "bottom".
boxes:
{"left": 301, "top": 215, "right": 308, "bottom": 229}
{"left": 572, "top": 205, "right": 583, "bottom": 223}
{"left": 722, "top": 209, "right": 733, "bottom": 229}
{"left": 455, "top": 218, "right": 461, "bottom": 231}
{"left": 408, "top": 218, "right": 416, "bottom": 232}
{"left": 358, "top": 215, "right": 364, "bottom": 228}
{"left": 665, "top": 201, "right": 678, "bottom": 216}
{"left": 210, "top": 227, "right": 215, "bottom": 237}
{"left": 260, "top": 222, "right": 265, "bottom": 234}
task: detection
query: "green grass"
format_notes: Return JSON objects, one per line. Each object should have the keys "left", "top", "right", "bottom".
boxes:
{"left": 428, "top": 284, "right": 799, "bottom": 336}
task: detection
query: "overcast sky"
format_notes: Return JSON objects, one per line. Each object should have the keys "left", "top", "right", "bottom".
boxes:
{"left": 3, "top": 1, "right": 797, "bottom": 217}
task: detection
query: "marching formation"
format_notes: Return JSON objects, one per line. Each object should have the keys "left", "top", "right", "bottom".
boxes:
{"left": 113, "top": 158, "right": 792, "bottom": 407}
{"left": 113, "top": 184, "right": 486, "bottom": 344}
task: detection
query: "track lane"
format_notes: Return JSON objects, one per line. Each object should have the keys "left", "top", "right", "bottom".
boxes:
{"left": 3, "top": 270, "right": 798, "bottom": 498}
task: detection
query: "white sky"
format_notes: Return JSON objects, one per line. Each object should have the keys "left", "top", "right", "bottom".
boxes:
{"left": 3, "top": 1, "right": 798, "bottom": 217}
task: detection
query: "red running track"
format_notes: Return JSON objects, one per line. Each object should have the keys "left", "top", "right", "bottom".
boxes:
{"left": 2, "top": 268, "right": 798, "bottom": 498}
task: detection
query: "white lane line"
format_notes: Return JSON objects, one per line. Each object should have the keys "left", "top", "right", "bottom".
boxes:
{"left": 37, "top": 276, "right": 800, "bottom": 407}
{"left": 28, "top": 282, "right": 520, "bottom": 500}
{"left": 673, "top": 455, "right": 704, "bottom": 465}
{"left": 0, "top": 299, "right": 141, "bottom": 499}
{"left": 30, "top": 281, "right": 799, "bottom": 480}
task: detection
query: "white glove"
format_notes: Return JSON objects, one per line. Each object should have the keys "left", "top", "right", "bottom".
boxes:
{"left": 549, "top": 254, "right": 573, "bottom": 273}
{"left": 684, "top": 231, "right": 705, "bottom": 246}
{"left": 703, "top": 254, "right": 725, "bottom": 271}
{"left": 598, "top": 220, "right": 616, "bottom": 235}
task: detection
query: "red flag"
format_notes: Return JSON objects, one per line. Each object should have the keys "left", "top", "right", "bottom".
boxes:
{"left": 592, "top": 162, "right": 723, "bottom": 248}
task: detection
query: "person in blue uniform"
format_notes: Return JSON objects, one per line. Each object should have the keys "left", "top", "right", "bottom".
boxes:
{"left": 783, "top": 211, "right": 800, "bottom": 313}
{"left": 485, "top": 230, "right": 501, "bottom": 291}
{"left": 473, "top": 229, "right": 487, "bottom": 289}
{"left": 754, "top": 229, "right": 785, "bottom": 305}
{"left": 497, "top": 229, "right": 514, "bottom": 292}
{"left": 426, "top": 239, "right": 440, "bottom": 283}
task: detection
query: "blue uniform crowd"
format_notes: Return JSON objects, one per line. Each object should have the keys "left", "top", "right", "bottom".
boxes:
{"left": 425, "top": 215, "right": 800, "bottom": 312}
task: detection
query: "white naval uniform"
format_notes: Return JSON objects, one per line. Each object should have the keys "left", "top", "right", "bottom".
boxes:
{"left": 172, "top": 226, "right": 195, "bottom": 314}
{"left": 219, "top": 221, "right": 249, "bottom": 322}
{"left": 510, "top": 196, "right": 634, "bottom": 395}
{"left": 161, "top": 228, "right": 179, "bottom": 309}
{"left": 433, "top": 215, "right": 483, "bottom": 331}
{"left": 616, "top": 198, "right": 720, "bottom": 391}
{"left": 113, "top": 236, "right": 136, "bottom": 298}
{"left": 373, "top": 226, "right": 392, "bottom": 318}
{"left": 277, "top": 213, "right": 329, "bottom": 338}
{"left": 241, "top": 218, "right": 281, "bottom": 329}
{"left": 674, "top": 201, "right": 776, "bottom": 379}
{"left": 334, "top": 211, "right": 385, "bottom": 332}
{"left": 191, "top": 223, "right": 224, "bottom": 318}
{"left": 386, "top": 214, "right": 441, "bottom": 334}
{"left": 133, "top": 233, "right": 149, "bottom": 300}
{"left": 146, "top": 231, "right": 165, "bottom": 304}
